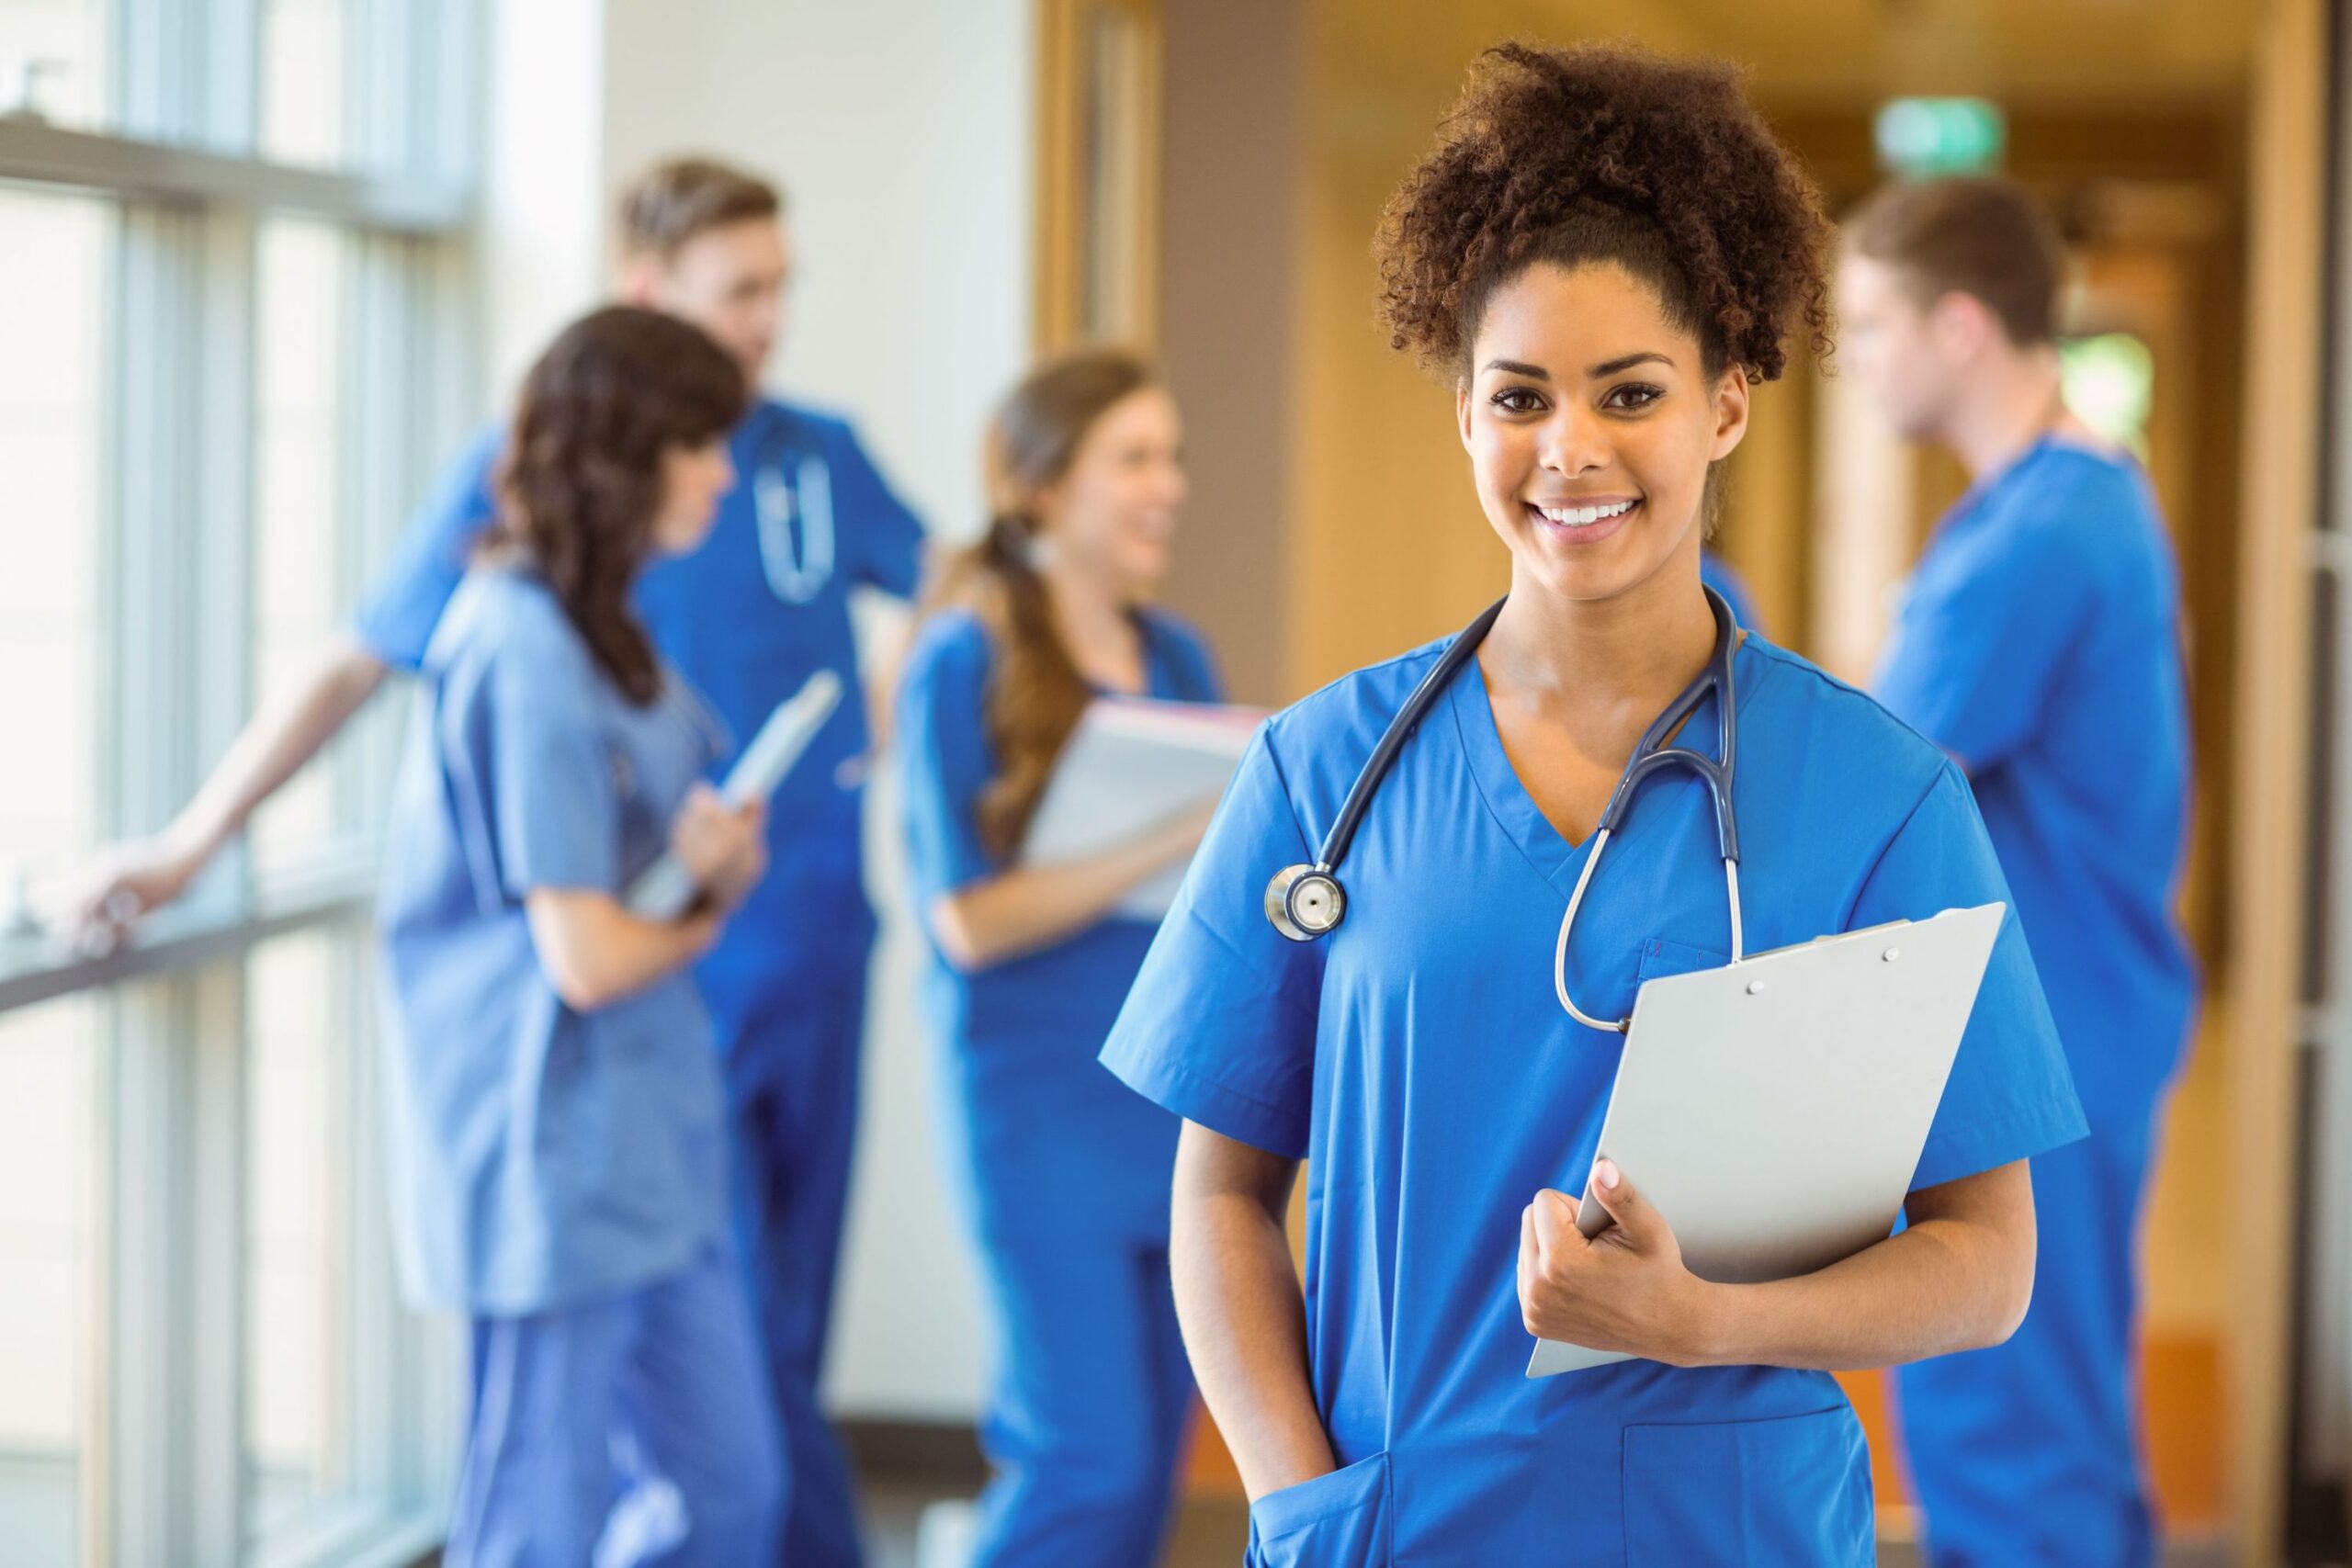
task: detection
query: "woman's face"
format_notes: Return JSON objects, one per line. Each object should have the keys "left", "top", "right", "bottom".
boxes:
{"left": 1034, "top": 386, "right": 1187, "bottom": 593}
{"left": 1458, "top": 262, "right": 1748, "bottom": 607}
{"left": 652, "top": 436, "right": 737, "bottom": 555}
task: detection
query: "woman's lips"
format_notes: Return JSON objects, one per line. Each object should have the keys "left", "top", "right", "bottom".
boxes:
{"left": 1526, "top": 497, "right": 1639, "bottom": 547}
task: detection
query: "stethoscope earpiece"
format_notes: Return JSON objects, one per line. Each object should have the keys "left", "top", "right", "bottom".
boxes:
{"left": 1266, "top": 863, "right": 1347, "bottom": 942}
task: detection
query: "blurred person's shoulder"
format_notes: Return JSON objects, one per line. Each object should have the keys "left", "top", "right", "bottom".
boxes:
{"left": 425, "top": 563, "right": 595, "bottom": 692}
{"left": 1742, "top": 633, "right": 1955, "bottom": 810}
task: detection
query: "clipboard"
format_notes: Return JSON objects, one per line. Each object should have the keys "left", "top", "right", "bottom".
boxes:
{"left": 1023, "top": 697, "right": 1263, "bottom": 920}
{"left": 624, "top": 671, "right": 842, "bottom": 920}
{"left": 1527, "top": 901, "right": 2006, "bottom": 1377}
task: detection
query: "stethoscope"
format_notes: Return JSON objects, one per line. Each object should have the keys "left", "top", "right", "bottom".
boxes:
{"left": 751, "top": 416, "right": 835, "bottom": 604}
{"left": 1264, "top": 587, "right": 1744, "bottom": 1034}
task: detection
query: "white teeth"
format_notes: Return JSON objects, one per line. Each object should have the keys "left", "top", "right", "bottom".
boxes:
{"left": 1536, "top": 500, "right": 1635, "bottom": 527}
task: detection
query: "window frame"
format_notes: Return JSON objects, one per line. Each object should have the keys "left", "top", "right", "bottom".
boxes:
{"left": 0, "top": 2, "right": 481, "bottom": 1562}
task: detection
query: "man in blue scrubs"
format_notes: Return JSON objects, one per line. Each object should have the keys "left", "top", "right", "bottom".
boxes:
{"left": 1842, "top": 175, "right": 2197, "bottom": 1567}
{"left": 74, "top": 158, "right": 922, "bottom": 1568}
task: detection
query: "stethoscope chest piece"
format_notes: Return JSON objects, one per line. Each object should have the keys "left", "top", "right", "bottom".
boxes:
{"left": 1266, "top": 863, "right": 1347, "bottom": 942}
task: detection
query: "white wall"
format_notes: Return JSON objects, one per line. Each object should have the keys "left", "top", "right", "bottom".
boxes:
{"left": 595, "top": 0, "right": 1032, "bottom": 1422}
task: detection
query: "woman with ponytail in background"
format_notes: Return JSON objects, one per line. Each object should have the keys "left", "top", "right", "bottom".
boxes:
{"left": 895, "top": 349, "right": 1224, "bottom": 1567}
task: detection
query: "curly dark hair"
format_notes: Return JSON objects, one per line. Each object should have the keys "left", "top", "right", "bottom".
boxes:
{"left": 1374, "top": 41, "right": 1834, "bottom": 383}
{"left": 495, "top": 306, "right": 747, "bottom": 703}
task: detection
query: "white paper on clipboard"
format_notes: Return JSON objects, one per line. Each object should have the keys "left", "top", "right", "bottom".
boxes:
{"left": 1023, "top": 697, "right": 1262, "bottom": 920}
{"left": 1527, "top": 901, "right": 2007, "bottom": 1377}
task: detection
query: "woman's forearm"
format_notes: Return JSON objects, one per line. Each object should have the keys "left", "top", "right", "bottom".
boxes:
{"left": 525, "top": 889, "right": 718, "bottom": 1011}
{"left": 929, "top": 807, "right": 1205, "bottom": 970}
{"left": 1679, "top": 1164, "right": 2036, "bottom": 1370}
{"left": 175, "top": 637, "right": 389, "bottom": 852}
{"left": 1171, "top": 1125, "right": 1335, "bottom": 1501}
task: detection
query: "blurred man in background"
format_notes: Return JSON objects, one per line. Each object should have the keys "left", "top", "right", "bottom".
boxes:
{"left": 1842, "top": 175, "right": 2197, "bottom": 1568}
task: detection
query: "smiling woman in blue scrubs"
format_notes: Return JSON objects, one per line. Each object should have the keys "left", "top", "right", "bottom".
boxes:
{"left": 896, "top": 351, "right": 1224, "bottom": 1567}
{"left": 1100, "top": 45, "right": 2088, "bottom": 1566}
{"left": 379, "top": 309, "right": 778, "bottom": 1565}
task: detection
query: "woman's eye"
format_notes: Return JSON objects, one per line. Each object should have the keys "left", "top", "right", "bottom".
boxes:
{"left": 1491, "top": 388, "right": 1546, "bottom": 414}
{"left": 1604, "top": 384, "right": 1663, "bottom": 411}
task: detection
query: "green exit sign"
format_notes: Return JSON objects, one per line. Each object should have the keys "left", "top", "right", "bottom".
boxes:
{"left": 1875, "top": 98, "right": 2007, "bottom": 175}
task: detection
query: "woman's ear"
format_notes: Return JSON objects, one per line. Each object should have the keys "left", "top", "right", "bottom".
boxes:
{"left": 1456, "top": 378, "right": 1476, "bottom": 453}
{"left": 1709, "top": 369, "right": 1752, "bottom": 462}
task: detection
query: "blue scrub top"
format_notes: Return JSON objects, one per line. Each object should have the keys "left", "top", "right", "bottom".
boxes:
{"left": 897, "top": 605, "right": 1222, "bottom": 1242}
{"left": 1101, "top": 626, "right": 2086, "bottom": 1561}
{"left": 356, "top": 398, "right": 928, "bottom": 1082}
{"left": 1874, "top": 437, "right": 2196, "bottom": 1125}
{"left": 377, "top": 568, "right": 730, "bottom": 1314}
{"left": 1699, "top": 547, "right": 1764, "bottom": 636}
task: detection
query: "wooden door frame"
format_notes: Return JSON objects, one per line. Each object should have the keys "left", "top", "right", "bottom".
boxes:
{"left": 1033, "top": 0, "right": 1165, "bottom": 354}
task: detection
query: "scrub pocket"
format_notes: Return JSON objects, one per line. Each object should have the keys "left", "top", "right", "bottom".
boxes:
{"left": 1634, "top": 936, "right": 1730, "bottom": 987}
{"left": 1245, "top": 1451, "right": 1391, "bottom": 1568}
{"left": 1622, "top": 1405, "right": 1873, "bottom": 1566}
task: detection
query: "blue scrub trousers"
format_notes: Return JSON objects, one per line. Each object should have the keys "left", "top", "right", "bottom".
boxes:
{"left": 968, "top": 1224, "right": 1196, "bottom": 1568}
{"left": 728, "top": 976, "right": 868, "bottom": 1568}
{"left": 446, "top": 1241, "right": 784, "bottom": 1568}
{"left": 1897, "top": 1117, "right": 2159, "bottom": 1567}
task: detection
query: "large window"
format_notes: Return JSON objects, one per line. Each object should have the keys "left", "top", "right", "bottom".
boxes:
{"left": 0, "top": 0, "right": 110, "bottom": 132}
{"left": 0, "top": 5, "right": 476, "bottom": 1564}
{"left": 0, "top": 997, "right": 99, "bottom": 1563}
{"left": 0, "top": 189, "right": 105, "bottom": 890}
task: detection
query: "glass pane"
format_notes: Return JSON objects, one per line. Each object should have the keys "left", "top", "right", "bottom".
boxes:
{"left": 0, "top": 995, "right": 101, "bottom": 1568}
{"left": 259, "top": 0, "right": 348, "bottom": 168}
{"left": 243, "top": 930, "right": 353, "bottom": 1542}
{"left": 0, "top": 0, "right": 111, "bottom": 134}
{"left": 248, "top": 219, "right": 348, "bottom": 875}
{"left": 0, "top": 190, "right": 107, "bottom": 897}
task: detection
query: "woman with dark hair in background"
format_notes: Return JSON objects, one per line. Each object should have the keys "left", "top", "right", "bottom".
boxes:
{"left": 378, "top": 306, "right": 781, "bottom": 1565}
{"left": 1102, "top": 43, "right": 2086, "bottom": 1564}
{"left": 895, "top": 349, "right": 1225, "bottom": 1567}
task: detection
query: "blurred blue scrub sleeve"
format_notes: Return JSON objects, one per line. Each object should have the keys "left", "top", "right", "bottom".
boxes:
{"left": 831, "top": 420, "right": 927, "bottom": 597}
{"left": 354, "top": 425, "right": 503, "bottom": 673}
{"left": 897, "top": 619, "right": 1000, "bottom": 910}
{"left": 1873, "top": 503, "right": 2085, "bottom": 773}
{"left": 1849, "top": 765, "right": 2087, "bottom": 1190}
{"left": 1699, "top": 548, "right": 1765, "bottom": 637}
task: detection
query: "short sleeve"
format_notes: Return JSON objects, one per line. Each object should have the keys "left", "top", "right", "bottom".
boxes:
{"left": 835, "top": 424, "right": 927, "bottom": 599}
{"left": 440, "top": 632, "right": 621, "bottom": 904}
{"left": 1849, "top": 765, "right": 2087, "bottom": 1191}
{"left": 1101, "top": 724, "right": 1327, "bottom": 1158}
{"left": 895, "top": 619, "right": 1000, "bottom": 906}
{"left": 1872, "top": 514, "right": 2085, "bottom": 773}
{"left": 356, "top": 428, "right": 503, "bottom": 671}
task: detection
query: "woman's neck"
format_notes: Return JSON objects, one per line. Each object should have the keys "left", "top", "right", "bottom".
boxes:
{"left": 1040, "top": 556, "right": 1146, "bottom": 691}
{"left": 1484, "top": 558, "right": 1719, "bottom": 729}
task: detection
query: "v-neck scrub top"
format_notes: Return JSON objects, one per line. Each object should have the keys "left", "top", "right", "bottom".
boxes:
{"left": 1102, "top": 626, "right": 2086, "bottom": 1565}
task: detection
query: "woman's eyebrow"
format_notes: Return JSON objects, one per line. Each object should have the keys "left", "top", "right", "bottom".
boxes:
{"left": 1589, "top": 351, "right": 1673, "bottom": 376}
{"left": 1479, "top": 357, "right": 1550, "bottom": 380}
